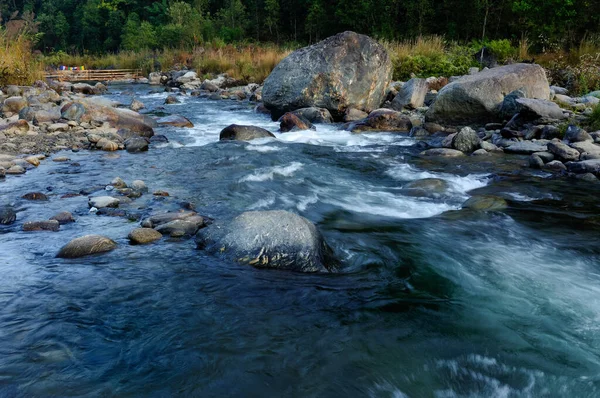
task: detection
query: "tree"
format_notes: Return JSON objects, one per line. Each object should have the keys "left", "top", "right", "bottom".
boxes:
{"left": 305, "top": 0, "right": 326, "bottom": 43}
{"left": 264, "top": 0, "right": 280, "bottom": 42}
{"left": 121, "top": 12, "right": 157, "bottom": 50}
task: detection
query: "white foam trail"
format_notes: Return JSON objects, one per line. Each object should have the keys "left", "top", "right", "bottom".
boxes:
{"left": 245, "top": 145, "right": 281, "bottom": 153}
{"left": 240, "top": 162, "right": 303, "bottom": 182}
{"left": 248, "top": 196, "right": 276, "bottom": 209}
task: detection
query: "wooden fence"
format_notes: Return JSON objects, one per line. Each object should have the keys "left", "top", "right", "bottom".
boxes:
{"left": 45, "top": 69, "right": 143, "bottom": 82}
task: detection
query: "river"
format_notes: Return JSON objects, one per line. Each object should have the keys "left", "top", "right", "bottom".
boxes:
{"left": 1, "top": 85, "right": 599, "bottom": 397}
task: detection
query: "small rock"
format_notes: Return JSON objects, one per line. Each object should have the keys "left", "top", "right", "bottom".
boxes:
{"left": 25, "top": 156, "right": 40, "bottom": 167}
{"left": 89, "top": 196, "right": 120, "bottom": 208}
{"left": 56, "top": 235, "right": 117, "bottom": 258}
{"left": 111, "top": 177, "right": 127, "bottom": 188}
{"left": 279, "top": 112, "right": 315, "bottom": 132}
{"left": 529, "top": 154, "right": 545, "bottom": 169}
{"left": 50, "top": 211, "right": 75, "bottom": 224}
{"left": 154, "top": 216, "right": 205, "bottom": 237}
{"left": 6, "top": 165, "right": 25, "bottom": 175}
{"left": 543, "top": 160, "right": 567, "bottom": 172}
{"left": 219, "top": 124, "right": 275, "bottom": 141}
{"left": 22, "top": 192, "right": 48, "bottom": 201}
{"left": 462, "top": 195, "right": 508, "bottom": 211}
{"left": 130, "top": 99, "right": 145, "bottom": 111}
{"left": 153, "top": 190, "right": 170, "bottom": 197}
{"left": 23, "top": 220, "right": 60, "bottom": 232}
{"left": 472, "top": 148, "right": 490, "bottom": 156}
{"left": 564, "top": 125, "right": 592, "bottom": 143}
{"left": 165, "top": 95, "right": 180, "bottom": 104}
{"left": 0, "top": 206, "right": 17, "bottom": 225}
{"left": 125, "top": 137, "right": 150, "bottom": 153}
{"left": 548, "top": 141, "right": 581, "bottom": 161}
{"left": 452, "top": 127, "right": 480, "bottom": 153}
{"left": 128, "top": 228, "right": 162, "bottom": 245}
{"left": 420, "top": 148, "right": 465, "bottom": 157}
{"left": 100, "top": 140, "right": 119, "bottom": 152}
{"left": 131, "top": 180, "right": 147, "bottom": 192}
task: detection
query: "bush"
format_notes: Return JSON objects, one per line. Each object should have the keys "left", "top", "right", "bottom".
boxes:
{"left": 0, "top": 30, "right": 44, "bottom": 85}
{"left": 589, "top": 106, "right": 600, "bottom": 131}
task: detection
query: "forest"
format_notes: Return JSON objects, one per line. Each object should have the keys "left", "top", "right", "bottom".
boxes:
{"left": 1, "top": 0, "right": 600, "bottom": 53}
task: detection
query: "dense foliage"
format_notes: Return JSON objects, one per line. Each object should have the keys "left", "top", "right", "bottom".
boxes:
{"left": 1, "top": 0, "right": 599, "bottom": 53}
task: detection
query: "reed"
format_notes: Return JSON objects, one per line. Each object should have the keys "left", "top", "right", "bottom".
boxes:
{"left": 0, "top": 31, "right": 44, "bottom": 86}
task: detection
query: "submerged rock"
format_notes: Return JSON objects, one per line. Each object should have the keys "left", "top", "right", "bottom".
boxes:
{"left": 263, "top": 31, "right": 392, "bottom": 119}
{"left": 349, "top": 109, "right": 412, "bottom": 133}
{"left": 462, "top": 195, "right": 508, "bottom": 211}
{"left": 56, "top": 235, "right": 117, "bottom": 258}
{"left": 23, "top": 220, "right": 60, "bottom": 232}
{"left": 0, "top": 206, "right": 17, "bottom": 225}
{"left": 197, "top": 210, "right": 334, "bottom": 273}
{"left": 156, "top": 115, "right": 194, "bottom": 128}
{"left": 219, "top": 124, "right": 275, "bottom": 141}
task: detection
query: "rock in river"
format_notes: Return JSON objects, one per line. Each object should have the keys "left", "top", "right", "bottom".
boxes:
{"left": 263, "top": 31, "right": 392, "bottom": 119}
{"left": 279, "top": 112, "right": 315, "bottom": 132}
{"left": 0, "top": 206, "right": 17, "bottom": 225}
{"left": 50, "top": 211, "right": 75, "bottom": 224}
{"left": 56, "top": 235, "right": 117, "bottom": 258}
{"left": 219, "top": 124, "right": 275, "bottom": 141}
{"left": 156, "top": 115, "right": 194, "bottom": 128}
{"left": 197, "top": 210, "right": 334, "bottom": 273}
{"left": 462, "top": 195, "right": 508, "bottom": 211}
{"left": 23, "top": 220, "right": 60, "bottom": 232}
{"left": 128, "top": 228, "right": 162, "bottom": 245}
{"left": 89, "top": 196, "right": 120, "bottom": 209}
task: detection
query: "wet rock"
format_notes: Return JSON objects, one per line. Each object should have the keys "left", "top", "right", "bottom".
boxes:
{"left": 541, "top": 125, "right": 560, "bottom": 140}
{"left": 392, "top": 78, "right": 428, "bottom": 110}
{"left": 420, "top": 148, "right": 465, "bottom": 157}
{"left": 504, "top": 141, "right": 548, "bottom": 154}
{"left": 462, "top": 195, "right": 508, "bottom": 211}
{"left": 343, "top": 108, "right": 368, "bottom": 122}
{"left": 23, "top": 220, "right": 60, "bottom": 232}
{"left": 409, "top": 126, "right": 430, "bottom": 139}
{"left": 472, "top": 148, "right": 490, "bottom": 156}
{"left": 576, "top": 173, "right": 599, "bottom": 182}
{"left": 156, "top": 115, "right": 194, "bottom": 128}
{"left": 515, "top": 98, "right": 566, "bottom": 120}
{"left": 452, "top": 127, "right": 480, "bottom": 153}
{"left": 565, "top": 159, "right": 600, "bottom": 175}
{"left": 73, "top": 83, "right": 94, "bottom": 95}
{"left": 165, "top": 95, "right": 180, "bottom": 105}
{"left": 100, "top": 140, "right": 119, "bottom": 152}
{"left": 403, "top": 178, "right": 449, "bottom": 197}
{"left": 499, "top": 89, "right": 525, "bottom": 119}
{"left": 130, "top": 99, "right": 145, "bottom": 112}
{"left": 50, "top": 211, "right": 75, "bottom": 224}
{"left": 290, "top": 107, "right": 333, "bottom": 124}
{"left": 131, "top": 180, "right": 147, "bottom": 192}
{"left": 128, "top": 228, "right": 162, "bottom": 245}
{"left": 111, "top": 177, "right": 127, "bottom": 188}
{"left": 153, "top": 190, "right": 170, "bottom": 197}
{"left": 263, "top": 31, "right": 392, "bottom": 119}
{"left": 564, "top": 125, "right": 592, "bottom": 143}
{"left": 219, "top": 124, "right": 275, "bottom": 141}
{"left": 548, "top": 141, "right": 581, "bottom": 161}
{"left": 534, "top": 151, "right": 554, "bottom": 163}
{"left": 155, "top": 216, "right": 205, "bottom": 237}
{"left": 0, "top": 206, "right": 17, "bottom": 225}
{"left": 543, "top": 160, "right": 567, "bottom": 172}
{"left": 22, "top": 192, "right": 48, "bottom": 201}
{"left": 529, "top": 154, "right": 545, "bottom": 169}
{"left": 350, "top": 109, "right": 412, "bottom": 133}
{"left": 56, "top": 235, "right": 117, "bottom": 258}
{"left": 89, "top": 196, "right": 120, "bottom": 208}
{"left": 197, "top": 210, "right": 334, "bottom": 273}
{"left": 480, "top": 141, "right": 502, "bottom": 153}
{"left": 201, "top": 81, "right": 220, "bottom": 92}
{"left": 25, "top": 156, "right": 40, "bottom": 167}
{"left": 6, "top": 165, "right": 25, "bottom": 175}
{"left": 125, "top": 137, "right": 150, "bottom": 153}
{"left": 279, "top": 112, "right": 315, "bottom": 132}
{"left": 426, "top": 64, "right": 550, "bottom": 124}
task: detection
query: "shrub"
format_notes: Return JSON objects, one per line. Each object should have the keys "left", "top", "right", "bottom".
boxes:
{"left": 589, "top": 106, "right": 600, "bottom": 131}
{"left": 0, "top": 30, "right": 44, "bottom": 85}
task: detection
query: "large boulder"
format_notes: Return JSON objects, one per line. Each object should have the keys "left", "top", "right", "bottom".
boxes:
{"left": 56, "top": 235, "right": 117, "bottom": 258}
{"left": 219, "top": 124, "right": 275, "bottom": 141}
{"left": 426, "top": 63, "right": 550, "bottom": 124}
{"left": 263, "top": 31, "right": 392, "bottom": 119}
{"left": 76, "top": 99, "right": 156, "bottom": 137}
{"left": 279, "top": 112, "right": 315, "bottom": 132}
{"left": 290, "top": 107, "right": 333, "bottom": 123}
{"left": 348, "top": 109, "right": 412, "bottom": 133}
{"left": 197, "top": 210, "right": 334, "bottom": 273}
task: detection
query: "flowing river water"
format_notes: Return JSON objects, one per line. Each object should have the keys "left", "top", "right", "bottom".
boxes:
{"left": 1, "top": 85, "right": 600, "bottom": 397}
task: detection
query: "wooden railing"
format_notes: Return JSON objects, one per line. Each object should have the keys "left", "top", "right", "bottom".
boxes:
{"left": 45, "top": 69, "right": 143, "bottom": 82}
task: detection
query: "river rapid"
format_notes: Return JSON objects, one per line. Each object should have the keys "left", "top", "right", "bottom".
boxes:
{"left": 1, "top": 85, "right": 600, "bottom": 397}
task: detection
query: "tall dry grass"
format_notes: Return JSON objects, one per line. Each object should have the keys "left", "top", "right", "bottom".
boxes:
{"left": 0, "top": 31, "right": 44, "bottom": 86}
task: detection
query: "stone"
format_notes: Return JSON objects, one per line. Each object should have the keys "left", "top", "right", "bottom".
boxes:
{"left": 196, "top": 210, "right": 334, "bottom": 273}
{"left": 125, "top": 137, "right": 149, "bottom": 153}
{"left": 100, "top": 140, "right": 119, "bottom": 152}
{"left": 350, "top": 109, "right": 412, "bottom": 133}
{"left": 2, "top": 96, "right": 28, "bottom": 114}
{"left": 263, "top": 31, "right": 392, "bottom": 119}
{"left": 50, "top": 211, "right": 75, "bottom": 224}
{"left": 154, "top": 216, "right": 205, "bottom": 237}
{"left": 452, "top": 127, "right": 480, "bottom": 153}
{"left": 279, "top": 112, "right": 315, "bottom": 132}
{"left": 290, "top": 107, "right": 333, "bottom": 124}
{"left": 515, "top": 98, "right": 566, "bottom": 120}
{"left": 56, "top": 235, "right": 117, "bottom": 258}
{"left": 22, "top": 192, "right": 48, "bottom": 201}
{"left": 61, "top": 103, "right": 86, "bottom": 122}
{"left": 402, "top": 178, "right": 449, "bottom": 197}
{"left": 131, "top": 180, "right": 147, "bottom": 192}
{"left": 165, "top": 95, "right": 180, "bottom": 104}
{"left": 141, "top": 211, "right": 198, "bottom": 228}
{"left": 548, "top": 141, "right": 581, "bottom": 161}
{"left": 543, "top": 160, "right": 567, "bottom": 172}
{"left": 53, "top": 156, "right": 70, "bottom": 162}
{"left": 541, "top": 125, "right": 561, "bottom": 140}
{"left": 499, "top": 89, "right": 525, "bottom": 119}
{"left": 566, "top": 159, "right": 600, "bottom": 174}
{"left": 529, "top": 154, "right": 545, "bottom": 168}
{"left": 111, "top": 177, "right": 127, "bottom": 188}
{"left": 72, "top": 83, "right": 94, "bottom": 94}
{"left": 569, "top": 141, "right": 600, "bottom": 157}
{"left": 23, "top": 220, "right": 60, "bottom": 232}
{"left": 480, "top": 141, "right": 502, "bottom": 152}
{"left": 128, "top": 228, "right": 162, "bottom": 245}
{"left": 551, "top": 86, "right": 569, "bottom": 95}
{"left": 0, "top": 206, "right": 17, "bottom": 225}
{"left": 156, "top": 115, "right": 194, "bottom": 128}
{"left": 420, "top": 148, "right": 465, "bottom": 157}
{"left": 504, "top": 141, "right": 548, "bottom": 154}
{"left": 391, "top": 78, "right": 428, "bottom": 110}
{"left": 534, "top": 151, "right": 554, "bottom": 163}
{"left": 564, "top": 125, "right": 592, "bottom": 143}
{"left": 130, "top": 99, "right": 145, "bottom": 112}
{"left": 409, "top": 126, "right": 430, "bottom": 139}
{"left": 25, "top": 156, "right": 40, "bottom": 167}
{"left": 472, "top": 148, "right": 490, "bottom": 156}
{"left": 89, "top": 196, "right": 120, "bottom": 208}
{"left": 6, "top": 165, "right": 25, "bottom": 175}
{"left": 149, "top": 72, "right": 162, "bottom": 85}
{"left": 462, "top": 195, "right": 508, "bottom": 211}
{"left": 426, "top": 63, "right": 551, "bottom": 124}
{"left": 343, "top": 108, "right": 369, "bottom": 122}
{"left": 219, "top": 124, "right": 275, "bottom": 141}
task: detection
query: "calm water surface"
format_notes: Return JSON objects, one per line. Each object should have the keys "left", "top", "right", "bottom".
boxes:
{"left": 1, "top": 86, "right": 599, "bottom": 397}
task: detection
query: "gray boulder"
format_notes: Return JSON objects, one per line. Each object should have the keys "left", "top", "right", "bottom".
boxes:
{"left": 56, "top": 235, "right": 117, "bottom": 258}
{"left": 0, "top": 206, "right": 16, "bottom": 225}
{"left": 349, "top": 109, "right": 412, "bottom": 133}
{"left": 566, "top": 159, "right": 600, "bottom": 175}
{"left": 452, "top": 127, "right": 480, "bottom": 153}
{"left": 564, "top": 125, "right": 592, "bottom": 143}
{"left": 219, "top": 124, "right": 275, "bottom": 141}
{"left": 263, "top": 31, "right": 392, "bottom": 119}
{"left": 125, "top": 137, "right": 150, "bottom": 153}
{"left": 391, "top": 78, "right": 428, "bottom": 110}
{"left": 197, "top": 210, "right": 334, "bottom": 273}
{"left": 515, "top": 98, "right": 566, "bottom": 120}
{"left": 420, "top": 148, "right": 465, "bottom": 157}
{"left": 291, "top": 107, "right": 333, "bottom": 124}
{"left": 23, "top": 220, "right": 60, "bottom": 232}
{"left": 548, "top": 141, "right": 581, "bottom": 161}
{"left": 463, "top": 195, "right": 508, "bottom": 211}
{"left": 279, "top": 112, "right": 315, "bottom": 132}
{"left": 426, "top": 63, "right": 550, "bottom": 124}
{"left": 504, "top": 141, "right": 548, "bottom": 154}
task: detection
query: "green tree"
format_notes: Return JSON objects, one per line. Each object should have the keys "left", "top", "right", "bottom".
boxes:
{"left": 305, "top": 0, "right": 326, "bottom": 43}
{"left": 264, "top": 0, "right": 280, "bottom": 42}
{"left": 121, "top": 13, "right": 157, "bottom": 50}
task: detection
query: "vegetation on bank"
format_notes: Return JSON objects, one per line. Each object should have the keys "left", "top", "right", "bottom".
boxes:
{"left": 0, "top": 30, "right": 44, "bottom": 85}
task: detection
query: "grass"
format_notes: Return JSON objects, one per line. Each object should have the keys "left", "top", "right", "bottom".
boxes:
{"left": 0, "top": 31, "right": 44, "bottom": 86}
{"left": 589, "top": 105, "right": 600, "bottom": 131}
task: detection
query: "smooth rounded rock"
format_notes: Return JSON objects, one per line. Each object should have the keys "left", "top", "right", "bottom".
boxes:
{"left": 462, "top": 195, "right": 508, "bottom": 211}
{"left": 56, "top": 235, "right": 117, "bottom": 258}
{"left": 50, "top": 211, "right": 75, "bottom": 225}
{"left": 23, "top": 220, "right": 60, "bottom": 232}
{"left": 128, "top": 228, "right": 162, "bottom": 245}
{"left": 219, "top": 124, "right": 275, "bottom": 141}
